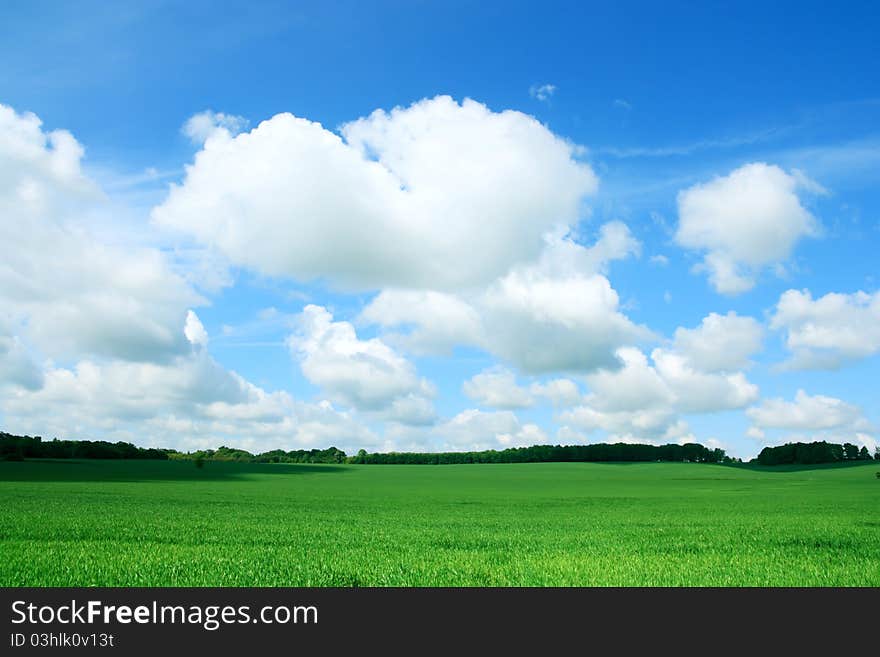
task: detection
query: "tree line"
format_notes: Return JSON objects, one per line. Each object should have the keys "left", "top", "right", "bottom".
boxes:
{"left": 2, "top": 431, "right": 877, "bottom": 466}
{"left": 168, "top": 445, "right": 349, "bottom": 464}
{"left": 755, "top": 441, "right": 876, "bottom": 465}
{"left": 349, "top": 442, "right": 734, "bottom": 464}
{"left": 2, "top": 432, "right": 731, "bottom": 464}
{"left": 0, "top": 432, "right": 169, "bottom": 461}
{"left": 0, "top": 433, "right": 347, "bottom": 464}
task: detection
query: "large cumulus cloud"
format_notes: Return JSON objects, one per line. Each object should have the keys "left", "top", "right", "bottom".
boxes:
{"left": 152, "top": 96, "right": 598, "bottom": 291}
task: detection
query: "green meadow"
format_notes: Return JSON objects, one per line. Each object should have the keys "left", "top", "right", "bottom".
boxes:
{"left": 1, "top": 459, "right": 878, "bottom": 586}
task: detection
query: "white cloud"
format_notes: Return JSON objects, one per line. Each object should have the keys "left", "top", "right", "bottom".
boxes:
{"left": 360, "top": 222, "right": 647, "bottom": 374}
{"left": 13, "top": 98, "right": 876, "bottom": 460}
{"left": 584, "top": 348, "right": 673, "bottom": 413}
{"left": 359, "top": 289, "right": 485, "bottom": 355}
{"left": 437, "top": 409, "right": 548, "bottom": 451}
{"left": 555, "top": 425, "right": 590, "bottom": 445}
{"left": 650, "top": 349, "right": 759, "bottom": 414}
{"left": 0, "top": 102, "right": 435, "bottom": 453}
{"left": 670, "top": 311, "right": 764, "bottom": 372}
{"left": 471, "top": 223, "right": 646, "bottom": 373}
{"left": 0, "top": 104, "right": 93, "bottom": 199}
{"left": 649, "top": 254, "right": 669, "bottom": 266}
{"left": 153, "top": 96, "right": 598, "bottom": 291}
{"left": 529, "top": 84, "right": 556, "bottom": 102}
{"left": 675, "top": 162, "right": 821, "bottom": 294}
{"left": 746, "top": 389, "right": 872, "bottom": 432}
{"left": 286, "top": 400, "right": 380, "bottom": 450}
{"left": 556, "top": 309, "right": 762, "bottom": 443}
{"left": 8, "top": 354, "right": 253, "bottom": 421}
{"left": 168, "top": 245, "right": 234, "bottom": 295}
{"left": 0, "top": 322, "right": 43, "bottom": 391}
{"left": 7, "top": 236, "right": 202, "bottom": 362}
{"left": 559, "top": 404, "right": 694, "bottom": 445}
{"left": 463, "top": 368, "right": 534, "bottom": 409}
{"left": 746, "top": 390, "right": 875, "bottom": 450}
{"left": 770, "top": 288, "right": 880, "bottom": 369}
{"left": 578, "top": 220, "right": 642, "bottom": 271}
{"left": 287, "top": 305, "right": 435, "bottom": 423}
{"left": 383, "top": 394, "right": 437, "bottom": 427}
{"left": 462, "top": 368, "right": 583, "bottom": 410}
{"left": 182, "top": 110, "right": 249, "bottom": 144}
{"left": 530, "top": 378, "right": 582, "bottom": 407}
{"left": 746, "top": 426, "right": 765, "bottom": 440}
{"left": 4, "top": 354, "right": 229, "bottom": 425}
{"left": 483, "top": 271, "right": 645, "bottom": 373}
{"left": 0, "top": 103, "right": 202, "bottom": 364}
{"left": 184, "top": 310, "right": 209, "bottom": 347}
{"left": 0, "top": 351, "right": 379, "bottom": 453}
{"left": 573, "top": 343, "right": 757, "bottom": 430}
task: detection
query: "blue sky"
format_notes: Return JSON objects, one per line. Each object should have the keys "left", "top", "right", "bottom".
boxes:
{"left": 0, "top": 1, "right": 877, "bottom": 458}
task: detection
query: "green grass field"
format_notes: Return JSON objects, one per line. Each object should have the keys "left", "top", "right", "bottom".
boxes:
{"left": 1, "top": 459, "right": 878, "bottom": 586}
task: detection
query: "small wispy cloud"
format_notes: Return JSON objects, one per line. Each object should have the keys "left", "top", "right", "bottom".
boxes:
{"left": 100, "top": 166, "right": 182, "bottom": 191}
{"left": 215, "top": 306, "right": 299, "bottom": 346}
{"left": 650, "top": 254, "right": 670, "bottom": 267}
{"left": 613, "top": 98, "right": 632, "bottom": 111}
{"left": 594, "top": 124, "right": 796, "bottom": 159}
{"left": 529, "top": 83, "right": 556, "bottom": 102}
{"left": 649, "top": 211, "right": 674, "bottom": 235}
{"left": 774, "top": 137, "right": 880, "bottom": 185}
{"left": 182, "top": 110, "right": 249, "bottom": 144}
